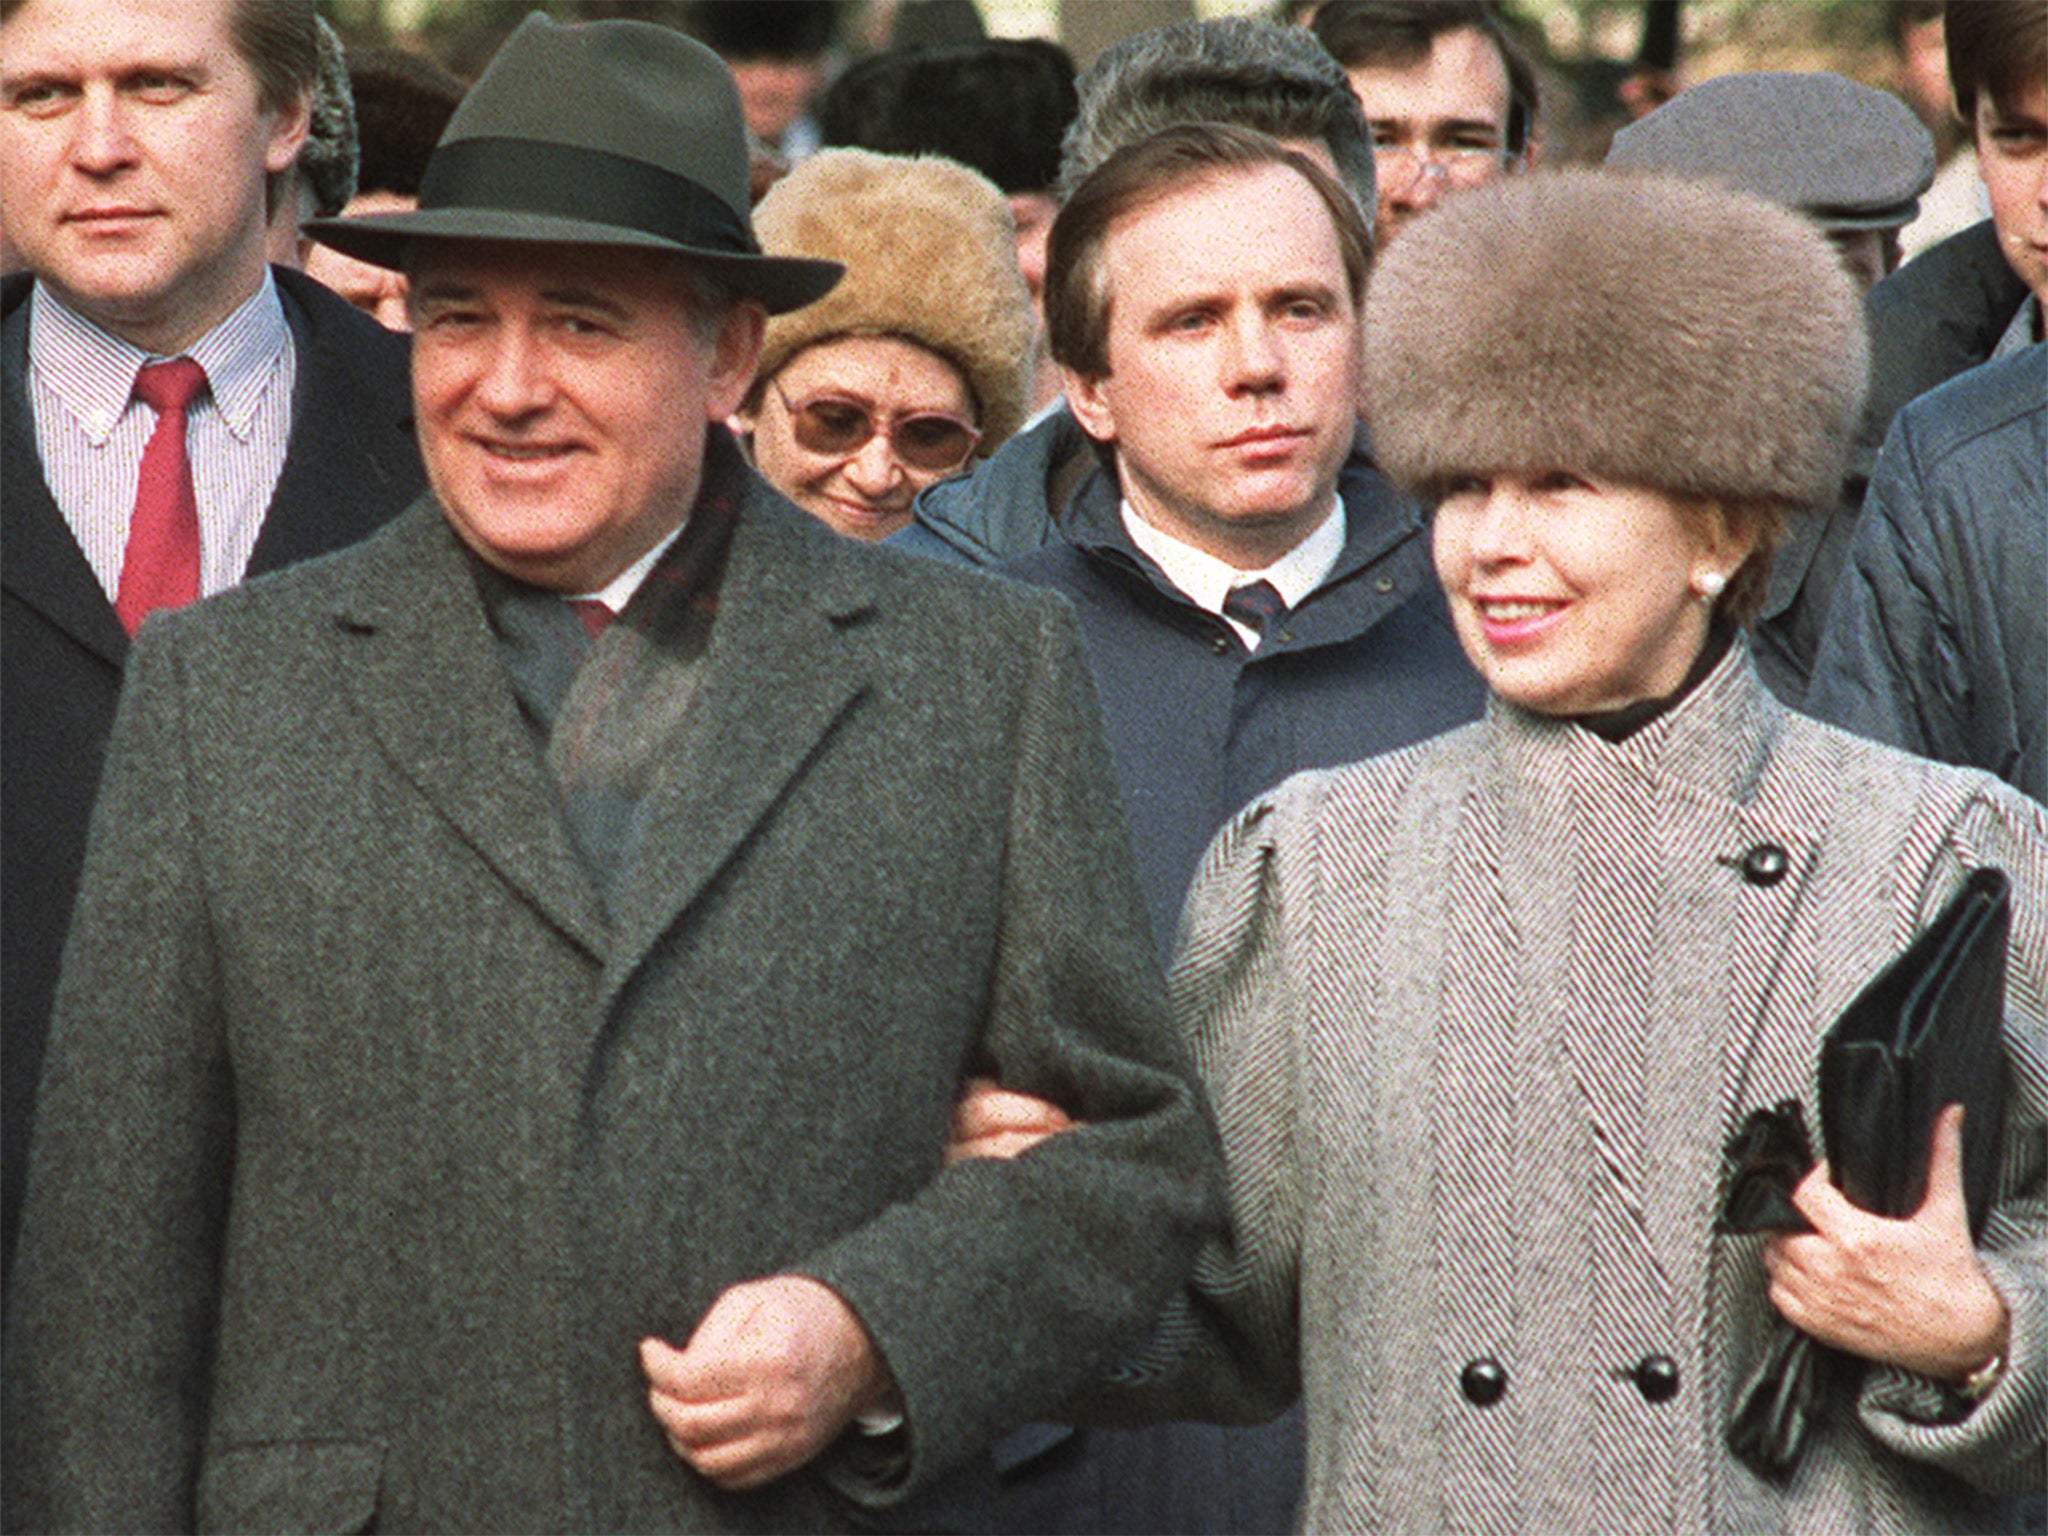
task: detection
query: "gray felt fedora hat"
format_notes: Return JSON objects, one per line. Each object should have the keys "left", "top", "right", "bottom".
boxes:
{"left": 305, "top": 13, "right": 841, "bottom": 313}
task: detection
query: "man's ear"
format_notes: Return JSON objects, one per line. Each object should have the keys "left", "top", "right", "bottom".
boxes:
{"left": 262, "top": 90, "right": 314, "bottom": 177}
{"left": 1062, "top": 366, "right": 1118, "bottom": 446}
{"left": 704, "top": 301, "right": 768, "bottom": 422}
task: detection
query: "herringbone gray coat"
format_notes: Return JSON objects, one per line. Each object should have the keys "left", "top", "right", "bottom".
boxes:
{"left": 1128, "top": 648, "right": 2048, "bottom": 1534}
{"left": 4, "top": 478, "right": 1217, "bottom": 1533}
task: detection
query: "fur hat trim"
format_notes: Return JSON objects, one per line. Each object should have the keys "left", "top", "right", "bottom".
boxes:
{"left": 752, "top": 149, "right": 1036, "bottom": 454}
{"left": 1363, "top": 168, "right": 1868, "bottom": 512}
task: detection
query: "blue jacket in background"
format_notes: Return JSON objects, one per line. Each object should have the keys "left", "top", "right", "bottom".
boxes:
{"left": 1806, "top": 344, "right": 2045, "bottom": 804}
{"left": 1751, "top": 218, "right": 2031, "bottom": 707}
{"left": 1005, "top": 455, "right": 1486, "bottom": 953}
{"left": 889, "top": 405, "right": 1097, "bottom": 569}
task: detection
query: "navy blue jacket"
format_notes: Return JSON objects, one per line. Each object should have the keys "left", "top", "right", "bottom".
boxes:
{"left": 1005, "top": 454, "right": 1485, "bottom": 953}
{"left": 890, "top": 405, "right": 1094, "bottom": 569}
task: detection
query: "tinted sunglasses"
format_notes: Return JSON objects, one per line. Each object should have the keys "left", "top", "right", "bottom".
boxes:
{"left": 772, "top": 379, "right": 982, "bottom": 474}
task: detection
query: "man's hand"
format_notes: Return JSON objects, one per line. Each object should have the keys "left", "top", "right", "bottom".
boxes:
{"left": 1762, "top": 1105, "right": 2009, "bottom": 1382}
{"left": 945, "top": 1076, "right": 1080, "bottom": 1166}
{"left": 640, "top": 1275, "right": 892, "bottom": 1490}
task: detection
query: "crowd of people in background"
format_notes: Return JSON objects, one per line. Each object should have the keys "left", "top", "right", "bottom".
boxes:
{"left": 0, "top": 0, "right": 2042, "bottom": 1532}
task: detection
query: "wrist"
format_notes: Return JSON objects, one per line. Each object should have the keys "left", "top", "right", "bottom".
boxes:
{"left": 1943, "top": 1295, "right": 2011, "bottom": 1394}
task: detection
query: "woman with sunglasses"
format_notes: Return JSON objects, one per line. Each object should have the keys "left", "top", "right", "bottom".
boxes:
{"left": 734, "top": 149, "right": 1035, "bottom": 541}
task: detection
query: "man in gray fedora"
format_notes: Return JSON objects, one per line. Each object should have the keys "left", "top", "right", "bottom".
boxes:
{"left": 2, "top": 16, "right": 1215, "bottom": 1533}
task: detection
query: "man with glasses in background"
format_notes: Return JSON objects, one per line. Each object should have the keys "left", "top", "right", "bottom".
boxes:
{"left": 1311, "top": 0, "right": 1537, "bottom": 249}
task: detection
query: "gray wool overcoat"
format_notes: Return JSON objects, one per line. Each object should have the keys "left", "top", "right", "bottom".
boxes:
{"left": 3, "top": 470, "right": 1219, "bottom": 1533}
{"left": 1110, "top": 647, "right": 2048, "bottom": 1534}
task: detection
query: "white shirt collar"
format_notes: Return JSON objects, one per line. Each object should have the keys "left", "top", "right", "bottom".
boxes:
{"left": 575, "top": 522, "right": 686, "bottom": 614}
{"left": 27, "top": 271, "right": 288, "bottom": 443}
{"left": 1119, "top": 491, "right": 1345, "bottom": 644}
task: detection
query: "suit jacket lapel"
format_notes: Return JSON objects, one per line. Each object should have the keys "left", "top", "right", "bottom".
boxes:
{"left": 601, "top": 493, "right": 876, "bottom": 1003}
{"left": 336, "top": 504, "right": 608, "bottom": 961}
{"left": 1, "top": 284, "right": 128, "bottom": 670}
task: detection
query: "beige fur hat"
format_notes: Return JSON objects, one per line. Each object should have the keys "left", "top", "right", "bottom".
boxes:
{"left": 751, "top": 149, "right": 1036, "bottom": 455}
{"left": 1363, "top": 168, "right": 1868, "bottom": 512}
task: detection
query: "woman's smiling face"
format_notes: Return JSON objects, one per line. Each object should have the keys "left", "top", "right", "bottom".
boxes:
{"left": 1431, "top": 470, "right": 1751, "bottom": 717}
{"left": 740, "top": 334, "right": 978, "bottom": 542}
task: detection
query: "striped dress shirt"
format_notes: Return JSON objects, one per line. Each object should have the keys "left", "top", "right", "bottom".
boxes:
{"left": 26, "top": 273, "right": 296, "bottom": 604}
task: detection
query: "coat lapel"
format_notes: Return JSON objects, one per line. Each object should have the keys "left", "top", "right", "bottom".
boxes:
{"left": 335, "top": 504, "right": 608, "bottom": 962}
{"left": 600, "top": 495, "right": 876, "bottom": 1004}
{"left": 0, "top": 482, "right": 128, "bottom": 669}
{"left": 1, "top": 291, "right": 128, "bottom": 670}
{"left": 248, "top": 270, "right": 420, "bottom": 576}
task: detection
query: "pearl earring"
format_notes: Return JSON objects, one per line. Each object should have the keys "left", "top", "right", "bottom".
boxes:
{"left": 1694, "top": 570, "right": 1727, "bottom": 601}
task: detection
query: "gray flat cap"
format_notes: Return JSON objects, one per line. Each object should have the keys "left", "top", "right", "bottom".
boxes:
{"left": 1606, "top": 70, "right": 1935, "bottom": 231}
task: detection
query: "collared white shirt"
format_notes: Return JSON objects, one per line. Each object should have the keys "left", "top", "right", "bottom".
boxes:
{"left": 1120, "top": 493, "right": 1345, "bottom": 649}
{"left": 28, "top": 272, "right": 297, "bottom": 604}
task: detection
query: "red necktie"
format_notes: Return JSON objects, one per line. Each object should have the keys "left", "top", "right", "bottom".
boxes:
{"left": 115, "top": 357, "right": 209, "bottom": 636}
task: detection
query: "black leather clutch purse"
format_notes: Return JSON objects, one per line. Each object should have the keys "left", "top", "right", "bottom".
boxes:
{"left": 1818, "top": 864, "right": 2010, "bottom": 1237}
{"left": 1724, "top": 865, "right": 2013, "bottom": 1480}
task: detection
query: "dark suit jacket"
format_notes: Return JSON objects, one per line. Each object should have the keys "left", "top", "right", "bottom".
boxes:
{"left": 0, "top": 268, "right": 423, "bottom": 1279}
{"left": 4, "top": 468, "right": 1216, "bottom": 1533}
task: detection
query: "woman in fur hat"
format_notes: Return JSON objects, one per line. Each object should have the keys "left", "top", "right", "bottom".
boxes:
{"left": 966, "top": 169, "right": 2047, "bottom": 1532}
{"left": 732, "top": 148, "right": 1033, "bottom": 541}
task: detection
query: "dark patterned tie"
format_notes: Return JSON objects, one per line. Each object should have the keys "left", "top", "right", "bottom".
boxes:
{"left": 115, "top": 357, "right": 208, "bottom": 635}
{"left": 1223, "top": 579, "right": 1287, "bottom": 648}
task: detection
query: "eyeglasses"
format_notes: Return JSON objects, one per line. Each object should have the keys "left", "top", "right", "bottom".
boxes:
{"left": 1373, "top": 142, "right": 1517, "bottom": 190}
{"left": 771, "top": 380, "right": 982, "bottom": 474}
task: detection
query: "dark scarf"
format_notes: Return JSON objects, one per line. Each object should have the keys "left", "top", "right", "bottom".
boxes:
{"left": 1572, "top": 615, "right": 1739, "bottom": 743}
{"left": 473, "top": 430, "right": 746, "bottom": 910}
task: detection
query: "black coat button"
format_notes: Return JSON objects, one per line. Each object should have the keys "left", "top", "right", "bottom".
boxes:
{"left": 1737, "top": 843, "right": 1790, "bottom": 886}
{"left": 1460, "top": 1357, "right": 1508, "bottom": 1406}
{"left": 1631, "top": 1354, "right": 1681, "bottom": 1403}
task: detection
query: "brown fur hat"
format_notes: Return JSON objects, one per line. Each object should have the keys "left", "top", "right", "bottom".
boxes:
{"left": 751, "top": 149, "right": 1035, "bottom": 455}
{"left": 1363, "top": 168, "right": 1868, "bottom": 513}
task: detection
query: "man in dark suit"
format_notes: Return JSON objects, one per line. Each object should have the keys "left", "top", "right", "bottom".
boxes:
{"left": 0, "top": 0, "right": 423, "bottom": 1280}
{"left": 4, "top": 17, "right": 1214, "bottom": 1532}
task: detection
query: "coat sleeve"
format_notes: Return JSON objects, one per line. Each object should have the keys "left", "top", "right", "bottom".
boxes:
{"left": 2, "top": 621, "right": 231, "bottom": 1533}
{"left": 789, "top": 595, "right": 1225, "bottom": 1503}
{"left": 1065, "top": 782, "right": 1319, "bottom": 1428}
{"left": 1853, "top": 786, "right": 2048, "bottom": 1495}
